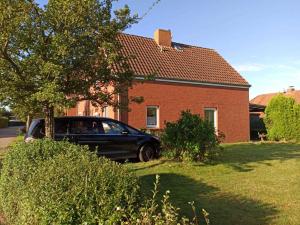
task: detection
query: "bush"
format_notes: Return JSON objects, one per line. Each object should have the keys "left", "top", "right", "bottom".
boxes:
{"left": 0, "top": 117, "right": 8, "bottom": 128}
{"left": 127, "top": 175, "right": 210, "bottom": 225}
{"left": 264, "top": 94, "right": 300, "bottom": 141}
{"left": 161, "top": 110, "right": 221, "bottom": 161}
{"left": 0, "top": 140, "right": 140, "bottom": 225}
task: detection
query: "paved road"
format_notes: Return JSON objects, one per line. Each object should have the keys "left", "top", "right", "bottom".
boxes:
{"left": 0, "top": 126, "right": 23, "bottom": 149}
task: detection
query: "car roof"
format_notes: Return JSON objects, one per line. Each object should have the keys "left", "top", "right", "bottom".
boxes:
{"left": 33, "top": 116, "right": 118, "bottom": 122}
{"left": 32, "top": 116, "right": 141, "bottom": 131}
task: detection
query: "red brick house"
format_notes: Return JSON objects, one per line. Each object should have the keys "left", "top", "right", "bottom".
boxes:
{"left": 67, "top": 29, "right": 251, "bottom": 143}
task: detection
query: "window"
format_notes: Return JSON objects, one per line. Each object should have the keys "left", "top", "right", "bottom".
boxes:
{"left": 102, "top": 121, "right": 126, "bottom": 135}
{"left": 32, "top": 121, "right": 45, "bottom": 138}
{"left": 70, "top": 120, "right": 101, "bottom": 134}
{"left": 102, "top": 106, "right": 108, "bottom": 118}
{"left": 204, "top": 108, "right": 217, "bottom": 130}
{"left": 55, "top": 119, "right": 69, "bottom": 134}
{"left": 147, "top": 106, "right": 159, "bottom": 128}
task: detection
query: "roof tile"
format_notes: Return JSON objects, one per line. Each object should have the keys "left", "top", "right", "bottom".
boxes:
{"left": 250, "top": 90, "right": 300, "bottom": 106}
{"left": 118, "top": 33, "right": 250, "bottom": 87}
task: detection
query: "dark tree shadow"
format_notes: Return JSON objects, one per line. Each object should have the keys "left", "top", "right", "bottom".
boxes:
{"left": 132, "top": 159, "right": 169, "bottom": 171}
{"left": 140, "top": 173, "right": 278, "bottom": 225}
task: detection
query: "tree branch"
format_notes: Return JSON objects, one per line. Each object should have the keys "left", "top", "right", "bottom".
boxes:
{"left": 0, "top": 39, "right": 23, "bottom": 78}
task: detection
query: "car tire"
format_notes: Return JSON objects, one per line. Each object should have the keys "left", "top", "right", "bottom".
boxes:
{"left": 139, "top": 144, "right": 155, "bottom": 162}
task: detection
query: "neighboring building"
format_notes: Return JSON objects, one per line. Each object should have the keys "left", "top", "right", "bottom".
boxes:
{"left": 249, "top": 103, "right": 266, "bottom": 140}
{"left": 250, "top": 86, "right": 300, "bottom": 106}
{"left": 67, "top": 29, "right": 251, "bottom": 143}
{"left": 250, "top": 86, "right": 300, "bottom": 140}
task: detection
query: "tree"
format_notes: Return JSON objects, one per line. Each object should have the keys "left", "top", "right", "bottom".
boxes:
{"left": 0, "top": 106, "right": 12, "bottom": 119}
{"left": 0, "top": 0, "right": 137, "bottom": 138}
{"left": 264, "top": 94, "right": 300, "bottom": 141}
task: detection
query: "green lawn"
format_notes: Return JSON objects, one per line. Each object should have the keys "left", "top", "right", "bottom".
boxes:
{"left": 126, "top": 143, "right": 300, "bottom": 225}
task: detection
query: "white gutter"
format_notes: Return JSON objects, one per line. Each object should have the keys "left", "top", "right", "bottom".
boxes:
{"left": 135, "top": 76, "right": 251, "bottom": 89}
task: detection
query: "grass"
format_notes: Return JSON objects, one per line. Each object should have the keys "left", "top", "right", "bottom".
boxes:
{"left": 0, "top": 140, "right": 299, "bottom": 224}
{"left": 126, "top": 143, "right": 300, "bottom": 225}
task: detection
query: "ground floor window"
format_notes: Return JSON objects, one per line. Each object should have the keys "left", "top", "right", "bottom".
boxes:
{"left": 102, "top": 106, "right": 108, "bottom": 118}
{"left": 204, "top": 108, "right": 218, "bottom": 130}
{"left": 147, "top": 106, "right": 159, "bottom": 128}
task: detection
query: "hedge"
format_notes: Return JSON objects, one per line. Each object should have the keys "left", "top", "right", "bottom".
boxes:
{"left": 0, "top": 140, "right": 140, "bottom": 225}
{"left": 264, "top": 94, "right": 300, "bottom": 141}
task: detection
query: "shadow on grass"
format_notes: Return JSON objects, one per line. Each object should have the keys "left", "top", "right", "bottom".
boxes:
{"left": 132, "top": 160, "right": 169, "bottom": 171}
{"left": 203, "top": 143, "right": 300, "bottom": 172}
{"left": 140, "top": 173, "right": 278, "bottom": 225}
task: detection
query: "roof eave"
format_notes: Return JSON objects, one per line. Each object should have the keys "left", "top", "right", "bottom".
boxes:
{"left": 135, "top": 76, "right": 251, "bottom": 89}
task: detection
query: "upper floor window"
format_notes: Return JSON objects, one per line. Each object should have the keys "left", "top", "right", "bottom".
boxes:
{"left": 147, "top": 106, "right": 159, "bottom": 128}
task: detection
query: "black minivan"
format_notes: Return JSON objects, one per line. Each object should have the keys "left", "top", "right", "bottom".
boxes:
{"left": 25, "top": 117, "right": 161, "bottom": 162}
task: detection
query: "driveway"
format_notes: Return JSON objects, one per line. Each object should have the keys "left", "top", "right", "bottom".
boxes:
{"left": 0, "top": 126, "right": 22, "bottom": 149}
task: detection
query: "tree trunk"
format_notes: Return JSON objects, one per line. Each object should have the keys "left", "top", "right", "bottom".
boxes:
{"left": 44, "top": 105, "right": 54, "bottom": 139}
{"left": 26, "top": 114, "right": 32, "bottom": 132}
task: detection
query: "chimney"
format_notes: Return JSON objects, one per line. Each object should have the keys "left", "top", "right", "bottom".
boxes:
{"left": 287, "top": 86, "right": 295, "bottom": 93}
{"left": 154, "top": 29, "right": 172, "bottom": 47}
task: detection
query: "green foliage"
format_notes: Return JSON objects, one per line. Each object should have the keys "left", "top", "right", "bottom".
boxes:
{"left": 0, "top": 140, "right": 140, "bottom": 225}
{"left": 161, "top": 110, "right": 221, "bottom": 161}
{"left": 0, "top": 0, "right": 138, "bottom": 137}
{"left": 0, "top": 139, "right": 209, "bottom": 224}
{"left": 0, "top": 117, "right": 8, "bottom": 128}
{"left": 0, "top": 107, "right": 11, "bottom": 119}
{"left": 264, "top": 94, "right": 300, "bottom": 141}
{"left": 127, "top": 175, "right": 210, "bottom": 225}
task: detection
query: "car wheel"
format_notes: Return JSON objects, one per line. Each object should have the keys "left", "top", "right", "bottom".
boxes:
{"left": 139, "top": 144, "right": 155, "bottom": 162}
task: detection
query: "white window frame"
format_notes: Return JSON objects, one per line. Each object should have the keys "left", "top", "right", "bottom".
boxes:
{"left": 102, "top": 106, "right": 108, "bottom": 118}
{"left": 146, "top": 106, "right": 159, "bottom": 128}
{"left": 204, "top": 108, "right": 218, "bottom": 131}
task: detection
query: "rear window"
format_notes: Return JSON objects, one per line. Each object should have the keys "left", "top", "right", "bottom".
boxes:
{"left": 29, "top": 119, "right": 69, "bottom": 137}
{"left": 31, "top": 120, "right": 45, "bottom": 138}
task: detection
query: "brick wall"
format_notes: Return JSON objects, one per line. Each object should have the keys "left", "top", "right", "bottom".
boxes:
{"left": 125, "top": 81, "right": 249, "bottom": 143}
{"left": 66, "top": 80, "right": 250, "bottom": 143}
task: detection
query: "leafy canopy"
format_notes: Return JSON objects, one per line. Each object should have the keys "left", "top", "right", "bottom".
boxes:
{"left": 0, "top": 0, "right": 137, "bottom": 117}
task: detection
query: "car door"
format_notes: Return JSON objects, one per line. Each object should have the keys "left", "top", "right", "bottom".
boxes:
{"left": 69, "top": 118, "right": 108, "bottom": 152}
{"left": 100, "top": 120, "right": 140, "bottom": 159}
{"left": 54, "top": 118, "right": 71, "bottom": 141}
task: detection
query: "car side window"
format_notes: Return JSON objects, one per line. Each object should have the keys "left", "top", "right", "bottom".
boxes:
{"left": 102, "top": 121, "right": 126, "bottom": 135}
{"left": 70, "top": 120, "right": 102, "bottom": 134}
{"left": 55, "top": 119, "right": 69, "bottom": 134}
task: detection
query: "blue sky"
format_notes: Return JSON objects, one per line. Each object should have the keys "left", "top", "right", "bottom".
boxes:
{"left": 36, "top": 0, "right": 300, "bottom": 99}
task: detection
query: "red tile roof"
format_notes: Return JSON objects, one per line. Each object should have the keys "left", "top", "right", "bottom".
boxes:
{"left": 250, "top": 90, "right": 300, "bottom": 106}
{"left": 118, "top": 33, "right": 250, "bottom": 87}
